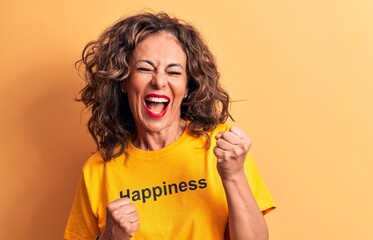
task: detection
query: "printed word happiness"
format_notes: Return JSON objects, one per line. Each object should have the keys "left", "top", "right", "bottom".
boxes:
{"left": 120, "top": 178, "right": 207, "bottom": 203}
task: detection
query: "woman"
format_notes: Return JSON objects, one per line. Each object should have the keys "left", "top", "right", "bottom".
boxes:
{"left": 65, "top": 12, "right": 275, "bottom": 240}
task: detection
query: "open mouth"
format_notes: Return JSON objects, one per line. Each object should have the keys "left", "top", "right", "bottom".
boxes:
{"left": 144, "top": 94, "right": 170, "bottom": 118}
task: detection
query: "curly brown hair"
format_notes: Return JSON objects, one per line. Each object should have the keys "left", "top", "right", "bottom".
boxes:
{"left": 78, "top": 12, "right": 232, "bottom": 161}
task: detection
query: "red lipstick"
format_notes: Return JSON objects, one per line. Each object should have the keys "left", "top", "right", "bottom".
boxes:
{"left": 144, "top": 94, "right": 170, "bottom": 118}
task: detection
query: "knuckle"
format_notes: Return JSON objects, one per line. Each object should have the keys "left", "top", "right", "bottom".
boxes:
{"left": 130, "top": 204, "right": 137, "bottom": 211}
{"left": 124, "top": 205, "right": 135, "bottom": 215}
{"left": 125, "top": 224, "right": 132, "bottom": 233}
{"left": 233, "top": 148, "right": 240, "bottom": 156}
{"left": 106, "top": 204, "right": 114, "bottom": 211}
{"left": 243, "top": 144, "right": 250, "bottom": 152}
{"left": 119, "top": 217, "right": 127, "bottom": 224}
{"left": 112, "top": 209, "right": 119, "bottom": 217}
{"left": 121, "top": 197, "right": 131, "bottom": 204}
{"left": 238, "top": 142, "right": 248, "bottom": 152}
{"left": 119, "top": 220, "right": 129, "bottom": 229}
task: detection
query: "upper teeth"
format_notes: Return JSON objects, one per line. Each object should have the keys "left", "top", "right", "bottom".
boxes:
{"left": 145, "top": 97, "right": 169, "bottom": 103}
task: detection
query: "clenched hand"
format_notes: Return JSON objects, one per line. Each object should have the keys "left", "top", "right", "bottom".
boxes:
{"left": 100, "top": 197, "right": 140, "bottom": 240}
{"left": 213, "top": 126, "right": 252, "bottom": 181}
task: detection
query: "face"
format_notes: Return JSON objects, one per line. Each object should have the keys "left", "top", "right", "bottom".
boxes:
{"left": 124, "top": 32, "right": 188, "bottom": 134}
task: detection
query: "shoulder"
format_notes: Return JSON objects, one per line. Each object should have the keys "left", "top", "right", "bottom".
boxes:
{"left": 81, "top": 152, "right": 106, "bottom": 177}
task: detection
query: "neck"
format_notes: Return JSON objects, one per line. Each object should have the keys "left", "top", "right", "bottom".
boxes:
{"left": 132, "top": 119, "right": 187, "bottom": 151}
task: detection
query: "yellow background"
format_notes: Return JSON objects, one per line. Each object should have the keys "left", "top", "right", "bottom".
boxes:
{"left": 1, "top": 0, "right": 372, "bottom": 239}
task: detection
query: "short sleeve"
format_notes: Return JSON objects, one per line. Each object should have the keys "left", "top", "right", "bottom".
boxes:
{"left": 244, "top": 153, "right": 276, "bottom": 214}
{"left": 64, "top": 173, "right": 101, "bottom": 240}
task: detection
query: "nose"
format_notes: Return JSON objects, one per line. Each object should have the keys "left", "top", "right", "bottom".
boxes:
{"left": 151, "top": 71, "right": 167, "bottom": 89}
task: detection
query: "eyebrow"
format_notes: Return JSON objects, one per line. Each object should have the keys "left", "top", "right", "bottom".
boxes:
{"left": 166, "top": 63, "right": 184, "bottom": 69}
{"left": 135, "top": 60, "right": 184, "bottom": 69}
{"left": 135, "top": 60, "right": 155, "bottom": 67}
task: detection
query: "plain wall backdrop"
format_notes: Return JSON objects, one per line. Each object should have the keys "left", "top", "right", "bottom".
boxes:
{"left": 1, "top": 0, "right": 372, "bottom": 239}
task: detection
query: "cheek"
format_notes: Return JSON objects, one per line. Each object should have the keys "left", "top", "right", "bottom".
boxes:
{"left": 126, "top": 77, "right": 146, "bottom": 101}
{"left": 171, "top": 79, "right": 188, "bottom": 99}
{"left": 126, "top": 87, "right": 143, "bottom": 113}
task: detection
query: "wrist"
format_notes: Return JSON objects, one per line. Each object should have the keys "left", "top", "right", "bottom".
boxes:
{"left": 220, "top": 170, "right": 246, "bottom": 183}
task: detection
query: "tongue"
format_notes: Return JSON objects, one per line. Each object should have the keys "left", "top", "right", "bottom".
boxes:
{"left": 146, "top": 102, "right": 166, "bottom": 113}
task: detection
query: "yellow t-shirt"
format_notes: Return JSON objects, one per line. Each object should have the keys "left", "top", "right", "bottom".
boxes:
{"left": 64, "top": 124, "right": 275, "bottom": 240}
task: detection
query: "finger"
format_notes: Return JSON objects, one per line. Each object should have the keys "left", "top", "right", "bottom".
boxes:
{"left": 130, "top": 220, "right": 140, "bottom": 231}
{"left": 226, "top": 127, "right": 252, "bottom": 150}
{"left": 115, "top": 203, "right": 137, "bottom": 215}
{"left": 215, "top": 132, "right": 223, "bottom": 140}
{"left": 118, "top": 211, "right": 139, "bottom": 223}
{"left": 127, "top": 221, "right": 140, "bottom": 236}
{"left": 126, "top": 219, "right": 140, "bottom": 237}
{"left": 229, "top": 126, "right": 250, "bottom": 141}
{"left": 213, "top": 146, "right": 229, "bottom": 162}
{"left": 216, "top": 137, "right": 235, "bottom": 151}
{"left": 109, "top": 197, "right": 132, "bottom": 209}
{"left": 215, "top": 134, "right": 251, "bottom": 158}
{"left": 218, "top": 131, "right": 243, "bottom": 146}
{"left": 107, "top": 198, "right": 135, "bottom": 217}
{"left": 118, "top": 218, "right": 133, "bottom": 234}
{"left": 127, "top": 211, "right": 140, "bottom": 223}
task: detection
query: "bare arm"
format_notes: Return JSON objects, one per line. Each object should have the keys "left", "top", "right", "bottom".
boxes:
{"left": 214, "top": 126, "right": 268, "bottom": 240}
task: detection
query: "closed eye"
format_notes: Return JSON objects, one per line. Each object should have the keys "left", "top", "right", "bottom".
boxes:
{"left": 138, "top": 67, "right": 154, "bottom": 73}
{"left": 168, "top": 71, "right": 182, "bottom": 76}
